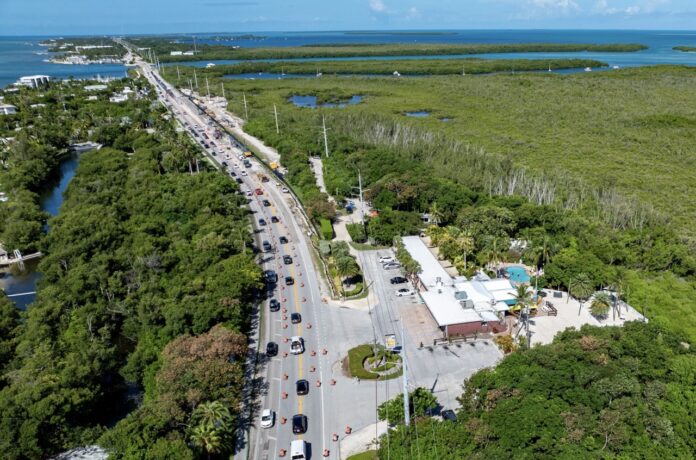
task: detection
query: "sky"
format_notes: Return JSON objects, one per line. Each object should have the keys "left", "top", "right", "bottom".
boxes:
{"left": 1, "top": 0, "right": 695, "bottom": 35}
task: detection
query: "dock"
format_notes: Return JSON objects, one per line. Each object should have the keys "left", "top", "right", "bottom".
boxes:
{"left": 0, "top": 249, "right": 43, "bottom": 267}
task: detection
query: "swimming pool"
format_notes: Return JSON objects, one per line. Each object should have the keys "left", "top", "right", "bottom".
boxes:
{"left": 506, "top": 266, "right": 531, "bottom": 283}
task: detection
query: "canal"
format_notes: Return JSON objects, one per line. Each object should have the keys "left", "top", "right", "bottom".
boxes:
{"left": 0, "top": 154, "right": 79, "bottom": 309}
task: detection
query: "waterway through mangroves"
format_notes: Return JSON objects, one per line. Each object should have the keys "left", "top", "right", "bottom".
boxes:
{"left": 1, "top": 155, "right": 79, "bottom": 309}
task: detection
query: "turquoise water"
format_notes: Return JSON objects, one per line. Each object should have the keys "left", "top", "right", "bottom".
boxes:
{"left": 289, "top": 94, "right": 362, "bottom": 108}
{"left": 506, "top": 266, "right": 531, "bottom": 283}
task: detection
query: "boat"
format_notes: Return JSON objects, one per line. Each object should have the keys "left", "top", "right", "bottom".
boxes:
{"left": 584, "top": 67, "right": 592, "bottom": 72}
{"left": 612, "top": 65, "right": 620, "bottom": 70}
{"left": 205, "top": 63, "right": 216, "bottom": 68}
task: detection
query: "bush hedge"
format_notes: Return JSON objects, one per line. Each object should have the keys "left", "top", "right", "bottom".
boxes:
{"left": 320, "top": 218, "right": 333, "bottom": 240}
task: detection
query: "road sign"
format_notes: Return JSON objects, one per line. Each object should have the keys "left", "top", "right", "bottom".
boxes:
{"left": 385, "top": 334, "right": 397, "bottom": 350}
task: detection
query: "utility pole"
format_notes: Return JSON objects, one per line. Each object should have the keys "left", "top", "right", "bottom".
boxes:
{"left": 322, "top": 114, "right": 330, "bottom": 158}
{"left": 221, "top": 82, "right": 226, "bottom": 100}
{"left": 401, "top": 318, "right": 410, "bottom": 427}
{"left": 193, "top": 35, "right": 197, "bottom": 54}
{"left": 193, "top": 69, "right": 198, "bottom": 90}
{"left": 176, "top": 66, "right": 180, "bottom": 82}
{"left": 205, "top": 76, "right": 210, "bottom": 100}
{"left": 189, "top": 79, "right": 193, "bottom": 93}
{"left": 273, "top": 104, "right": 280, "bottom": 134}
{"left": 357, "top": 168, "right": 365, "bottom": 227}
{"left": 243, "top": 92, "right": 249, "bottom": 120}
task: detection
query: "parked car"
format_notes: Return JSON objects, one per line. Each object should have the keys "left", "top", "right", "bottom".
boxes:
{"left": 262, "top": 200, "right": 271, "bottom": 207}
{"left": 271, "top": 216, "right": 279, "bottom": 223}
{"left": 235, "top": 178, "right": 243, "bottom": 184}
{"left": 390, "top": 276, "right": 408, "bottom": 285}
{"left": 395, "top": 288, "right": 415, "bottom": 297}
{"left": 441, "top": 409, "right": 457, "bottom": 422}
{"left": 292, "top": 414, "right": 307, "bottom": 434}
{"left": 266, "top": 342, "right": 278, "bottom": 357}
{"left": 283, "top": 255, "right": 293, "bottom": 265}
{"left": 258, "top": 218, "right": 267, "bottom": 226}
{"left": 295, "top": 379, "right": 309, "bottom": 395}
{"left": 291, "top": 313, "right": 301, "bottom": 324}
{"left": 379, "top": 255, "right": 394, "bottom": 264}
{"left": 260, "top": 409, "right": 275, "bottom": 428}
{"left": 282, "top": 187, "right": 290, "bottom": 193}
{"left": 269, "top": 299, "right": 281, "bottom": 312}
{"left": 279, "top": 236, "right": 289, "bottom": 244}
{"left": 245, "top": 190, "right": 252, "bottom": 197}
{"left": 383, "top": 262, "right": 401, "bottom": 270}
{"left": 264, "top": 270, "right": 277, "bottom": 283}
{"left": 285, "top": 276, "right": 294, "bottom": 286}
{"left": 262, "top": 240, "right": 272, "bottom": 252}
{"left": 255, "top": 188, "right": 264, "bottom": 195}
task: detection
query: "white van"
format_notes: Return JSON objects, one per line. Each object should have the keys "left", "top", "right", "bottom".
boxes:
{"left": 290, "top": 440, "right": 307, "bottom": 460}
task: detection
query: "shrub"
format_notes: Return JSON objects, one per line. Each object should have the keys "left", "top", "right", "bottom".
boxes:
{"left": 347, "top": 222, "right": 367, "bottom": 243}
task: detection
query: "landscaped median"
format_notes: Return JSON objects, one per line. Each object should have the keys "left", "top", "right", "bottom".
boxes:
{"left": 346, "top": 344, "right": 402, "bottom": 381}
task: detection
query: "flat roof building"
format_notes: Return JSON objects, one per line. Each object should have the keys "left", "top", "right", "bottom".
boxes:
{"left": 402, "top": 236, "right": 512, "bottom": 338}
{"left": 0, "top": 104, "right": 17, "bottom": 115}
{"left": 17, "top": 75, "right": 50, "bottom": 88}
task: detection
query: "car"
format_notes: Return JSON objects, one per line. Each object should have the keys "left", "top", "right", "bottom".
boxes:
{"left": 262, "top": 240, "right": 272, "bottom": 252}
{"left": 441, "top": 409, "right": 457, "bottom": 422}
{"left": 285, "top": 276, "right": 294, "bottom": 286}
{"left": 290, "top": 336, "right": 304, "bottom": 354}
{"left": 383, "top": 262, "right": 401, "bottom": 270}
{"left": 264, "top": 270, "right": 277, "bottom": 283}
{"left": 269, "top": 299, "right": 281, "bottom": 311}
{"left": 279, "top": 236, "right": 289, "bottom": 244}
{"left": 258, "top": 218, "right": 267, "bottom": 226}
{"left": 238, "top": 154, "right": 244, "bottom": 160}
{"left": 395, "top": 288, "right": 415, "bottom": 297}
{"left": 245, "top": 190, "right": 253, "bottom": 197}
{"left": 266, "top": 342, "right": 278, "bottom": 357}
{"left": 379, "top": 255, "right": 394, "bottom": 263}
{"left": 235, "top": 178, "right": 243, "bottom": 184}
{"left": 241, "top": 170, "right": 247, "bottom": 176}
{"left": 260, "top": 409, "right": 275, "bottom": 428}
{"left": 230, "top": 171, "right": 237, "bottom": 177}
{"left": 271, "top": 216, "right": 279, "bottom": 223}
{"left": 292, "top": 414, "right": 307, "bottom": 434}
{"left": 390, "top": 276, "right": 408, "bottom": 285}
{"left": 262, "top": 200, "right": 271, "bottom": 207}
{"left": 282, "top": 187, "right": 290, "bottom": 193}
{"left": 283, "top": 255, "right": 293, "bottom": 265}
{"left": 295, "top": 379, "right": 309, "bottom": 395}
{"left": 255, "top": 188, "right": 264, "bottom": 196}
{"left": 291, "top": 312, "right": 301, "bottom": 324}
{"left": 221, "top": 161, "right": 228, "bottom": 167}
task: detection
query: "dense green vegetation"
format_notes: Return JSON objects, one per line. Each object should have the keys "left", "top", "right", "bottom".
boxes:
{"left": 673, "top": 45, "right": 696, "bottom": 52}
{"left": 207, "top": 58, "right": 607, "bottom": 76}
{"left": 133, "top": 39, "right": 646, "bottom": 62}
{"left": 42, "top": 38, "right": 126, "bottom": 60}
{"left": 0, "top": 79, "right": 159, "bottom": 253}
{"left": 377, "top": 322, "right": 695, "bottom": 459}
{"left": 0, "top": 78, "right": 260, "bottom": 458}
{"left": 163, "top": 65, "right": 696, "bottom": 341}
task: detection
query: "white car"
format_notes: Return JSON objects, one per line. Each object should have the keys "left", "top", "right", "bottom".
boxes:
{"left": 379, "top": 255, "right": 394, "bottom": 264}
{"left": 395, "top": 288, "right": 415, "bottom": 297}
{"left": 282, "top": 187, "right": 290, "bottom": 193}
{"left": 246, "top": 190, "right": 253, "bottom": 197}
{"left": 260, "top": 409, "right": 275, "bottom": 429}
{"left": 241, "top": 171, "right": 247, "bottom": 176}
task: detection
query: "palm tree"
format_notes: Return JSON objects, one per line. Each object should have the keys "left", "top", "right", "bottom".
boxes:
{"left": 590, "top": 292, "right": 611, "bottom": 319}
{"left": 335, "top": 255, "right": 360, "bottom": 297}
{"left": 429, "top": 202, "right": 444, "bottom": 226}
{"left": 455, "top": 230, "right": 475, "bottom": 270}
{"left": 511, "top": 283, "right": 533, "bottom": 312}
{"left": 190, "top": 423, "right": 224, "bottom": 459}
{"left": 569, "top": 274, "right": 595, "bottom": 314}
{"left": 192, "top": 400, "right": 231, "bottom": 429}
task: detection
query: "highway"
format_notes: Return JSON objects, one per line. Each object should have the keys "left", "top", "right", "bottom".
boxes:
{"left": 126, "top": 47, "right": 349, "bottom": 459}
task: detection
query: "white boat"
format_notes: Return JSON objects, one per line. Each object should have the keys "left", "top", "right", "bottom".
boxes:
{"left": 584, "top": 67, "right": 592, "bottom": 72}
{"left": 205, "top": 63, "right": 216, "bottom": 68}
{"left": 612, "top": 65, "right": 620, "bottom": 70}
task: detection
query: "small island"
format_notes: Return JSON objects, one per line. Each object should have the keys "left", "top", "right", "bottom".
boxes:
{"left": 673, "top": 45, "right": 696, "bottom": 52}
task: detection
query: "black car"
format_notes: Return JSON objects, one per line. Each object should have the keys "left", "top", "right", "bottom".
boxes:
{"left": 262, "top": 200, "right": 271, "bottom": 207}
{"left": 441, "top": 409, "right": 457, "bottom": 422}
{"left": 258, "top": 218, "right": 267, "bottom": 226}
{"left": 269, "top": 299, "right": 280, "bottom": 311}
{"left": 283, "top": 255, "right": 293, "bottom": 265}
{"left": 296, "top": 379, "right": 309, "bottom": 395}
{"left": 390, "top": 276, "right": 408, "bottom": 285}
{"left": 235, "top": 178, "right": 243, "bottom": 184}
{"left": 279, "top": 236, "right": 289, "bottom": 244}
{"left": 262, "top": 240, "right": 272, "bottom": 252}
{"left": 222, "top": 161, "right": 228, "bottom": 167}
{"left": 285, "top": 276, "right": 294, "bottom": 286}
{"left": 264, "top": 270, "right": 277, "bottom": 283}
{"left": 230, "top": 171, "right": 237, "bottom": 177}
{"left": 271, "top": 216, "right": 279, "bottom": 223}
{"left": 292, "top": 414, "right": 307, "bottom": 434}
{"left": 266, "top": 342, "right": 278, "bottom": 357}
{"left": 291, "top": 313, "right": 301, "bottom": 324}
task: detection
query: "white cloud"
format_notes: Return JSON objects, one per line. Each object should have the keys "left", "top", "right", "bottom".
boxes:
{"left": 593, "top": 0, "right": 668, "bottom": 16}
{"left": 369, "top": 0, "right": 387, "bottom": 13}
{"left": 530, "top": 0, "right": 580, "bottom": 10}
{"left": 405, "top": 6, "right": 420, "bottom": 19}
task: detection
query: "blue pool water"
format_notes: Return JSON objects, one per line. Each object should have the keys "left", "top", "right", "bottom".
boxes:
{"left": 506, "top": 266, "right": 531, "bottom": 283}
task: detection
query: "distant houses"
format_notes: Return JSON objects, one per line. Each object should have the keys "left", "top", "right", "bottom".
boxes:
{"left": 16, "top": 75, "right": 51, "bottom": 88}
{"left": 0, "top": 103, "right": 17, "bottom": 115}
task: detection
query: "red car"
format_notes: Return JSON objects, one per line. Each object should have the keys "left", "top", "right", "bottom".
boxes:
{"left": 255, "top": 188, "right": 264, "bottom": 196}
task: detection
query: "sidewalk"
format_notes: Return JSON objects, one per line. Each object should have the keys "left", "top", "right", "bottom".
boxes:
{"left": 339, "top": 421, "right": 387, "bottom": 459}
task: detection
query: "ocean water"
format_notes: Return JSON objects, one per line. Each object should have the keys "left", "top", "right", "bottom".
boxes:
{"left": 0, "top": 37, "right": 126, "bottom": 88}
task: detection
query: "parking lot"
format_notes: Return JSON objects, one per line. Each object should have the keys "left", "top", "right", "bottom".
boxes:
{"left": 354, "top": 249, "right": 502, "bottom": 410}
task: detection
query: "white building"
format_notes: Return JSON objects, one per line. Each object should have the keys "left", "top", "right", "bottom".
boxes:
{"left": 0, "top": 104, "right": 17, "bottom": 115}
{"left": 84, "top": 84, "right": 108, "bottom": 91}
{"left": 402, "top": 236, "right": 514, "bottom": 338}
{"left": 170, "top": 51, "right": 183, "bottom": 56}
{"left": 17, "top": 75, "right": 51, "bottom": 88}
